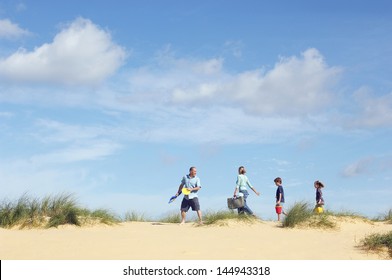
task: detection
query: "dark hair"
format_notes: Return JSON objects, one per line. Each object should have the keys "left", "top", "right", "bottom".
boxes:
{"left": 238, "top": 166, "right": 246, "bottom": 174}
{"left": 274, "top": 177, "right": 282, "bottom": 183}
{"left": 315, "top": 180, "right": 324, "bottom": 188}
{"left": 189, "top": 166, "right": 196, "bottom": 172}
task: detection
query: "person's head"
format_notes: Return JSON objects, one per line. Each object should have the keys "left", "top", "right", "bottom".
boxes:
{"left": 274, "top": 177, "right": 282, "bottom": 186}
{"left": 314, "top": 180, "right": 324, "bottom": 188}
{"left": 189, "top": 166, "right": 197, "bottom": 177}
{"left": 238, "top": 166, "right": 246, "bottom": 174}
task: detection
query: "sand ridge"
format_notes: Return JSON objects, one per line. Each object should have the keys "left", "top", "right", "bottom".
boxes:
{"left": 0, "top": 218, "right": 391, "bottom": 260}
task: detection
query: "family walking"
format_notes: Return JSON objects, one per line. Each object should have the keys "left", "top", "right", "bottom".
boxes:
{"left": 172, "top": 166, "right": 325, "bottom": 224}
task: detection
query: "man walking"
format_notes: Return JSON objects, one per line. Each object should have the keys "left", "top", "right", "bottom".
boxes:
{"left": 175, "top": 167, "right": 203, "bottom": 224}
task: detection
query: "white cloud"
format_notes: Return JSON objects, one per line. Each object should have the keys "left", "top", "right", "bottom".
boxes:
{"left": 0, "top": 46, "right": 342, "bottom": 122}
{"left": 25, "top": 104, "right": 321, "bottom": 147}
{"left": 16, "top": 3, "right": 27, "bottom": 12}
{"left": 341, "top": 157, "right": 374, "bottom": 177}
{"left": 0, "top": 117, "right": 123, "bottom": 199}
{"left": 10, "top": 118, "right": 124, "bottom": 166}
{"left": 0, "top": 166, "right": 79, "bottom": 198}
{"left": 224, "top": 40, "right": 243, "bottom": 58}
{"left": 127, "top": 48, "right": 341, "bottom": 117}
{"left": 33, "top": 118, "right": 114, "bottom": 144}
{"left": 0, "top": 18, "right": 30, "bottom": 39}
{"left": 340, "top": 155, "right": 392, "bottom": 178}
{"left": 38, "top": 119, "right": 123, "bottom": 159}
{"left": 231, "top": 49, "right": 342, "bottom": 116}
{"left": 0, "top": 111, "right": 14, "bottom": 118}
{"left": 117, "top": 105, "right": 319, "bottom": 145}
{"left": 29, "top": 141, "right": 122, "bottom": 165}
{"left": 0, "top": 157, "right": 116, "bottom": 201}
{"left": 193, "top": 58, "right": 224, "bottom": 75}
{"left": 348, "top": 87, "right": 392, "bottom": 128}
{"left": 0, "top": 17, "right": 126, "bottom": 85}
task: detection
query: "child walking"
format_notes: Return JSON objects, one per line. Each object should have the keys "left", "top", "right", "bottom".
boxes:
{"left": 314, "top": 180, "right": 325, "bottom": 211}
{"left": 274, "top": 177, "right": 287, "bottom": 221}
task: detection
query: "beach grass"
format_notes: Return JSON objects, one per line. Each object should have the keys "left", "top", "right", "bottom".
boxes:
{"left": 360, "top": 231, "right": 392, "bottom": 257}
{"left": 87, "top": 209, "right": 120, "bottom": 225}
{"left": 280, "top": 201, "right": 382, "bottom": 229}
{"left": 2, "top": 193, "right": 389, "bottom": 230}
{"left": 155, "top": 210, "right": 258, "bottom": 225}
{"left": 307, "top": 213, "right": 337, "bottom": 229}
{"left": 324, "top": 209, "right": 368, "bottom": 220}
{"left": 203, "top": 210, "right": 258, "bottom": 226}
{"left": 0, "top": 193, "right": 120, "bottom": 228}
{"left": 158, "top": 212, "right": 182, "bottom": 223}
{"left": 385, "top": 210, "right": 392, "bottom": 224}
{"left": 124, "top": 211, "right": 148, "bottom": 222}
{"left": 374, "top": 209, "right": 392, "bottom": 224}
{"left": 282, "top": 202, "right": 337, "bottom": 229}
{"left": 282, "top": 201, "right": 313, "bottom": 228}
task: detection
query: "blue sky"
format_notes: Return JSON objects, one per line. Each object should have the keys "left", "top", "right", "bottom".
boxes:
{"left": 0, "top": 0, "right": 391, "bottom": 220}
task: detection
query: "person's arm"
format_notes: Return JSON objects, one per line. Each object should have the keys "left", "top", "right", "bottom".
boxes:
{"left": 191, "top": 186, "right": 201, "bottom": 192}
{"left": 176, "top": 183, "right": 184, "bottom": 196}
{"left": 247, "top": 178, "right": 260, "bottom": 196}
{"left": 317, "top": 196, "right": 324, "bottom": 205}
{"left": 192, "top": 178, "right": 202, "bottom": 192}
{"left": 251, "top": 186, "right": 260, "bottom": 196}
{"left": 234, "top": 176, "right": 240, "bottom": 196}
{"left": 277, "top": 192, "right": 282, "bottom": 204}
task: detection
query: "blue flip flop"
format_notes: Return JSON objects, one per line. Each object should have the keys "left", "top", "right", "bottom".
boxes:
{"left": 168, "top": 195, "right": 177, "bottom": 204}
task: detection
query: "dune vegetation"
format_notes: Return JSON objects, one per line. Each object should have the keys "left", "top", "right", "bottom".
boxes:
{"left": 281, "top": 201, "right": 371, "bottom": 229}
{"left": 0, "top": 193, "right": 120, "bottom": 229}
{"left": 201, "top": 210, "right": 258, "bottom": 225}
{"left": 280, "top": 201, "right": 392, "bottom": 258}
{"left": 2, "top": 194, "right": 390, "bottom": 229}
{"left": 360, "top": 231, "right": 392, "bottom": 258}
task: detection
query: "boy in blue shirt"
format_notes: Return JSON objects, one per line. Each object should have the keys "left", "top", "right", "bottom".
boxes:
{"left": 274, "top": 177, "right": 287, "bottom": 221}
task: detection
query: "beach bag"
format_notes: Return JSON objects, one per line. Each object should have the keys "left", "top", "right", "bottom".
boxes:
{"left": 227, "top": 196, "right": 244, "bottom": 209}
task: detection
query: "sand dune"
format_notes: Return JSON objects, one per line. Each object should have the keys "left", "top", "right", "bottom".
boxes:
{"left": 1, "top": 218, "right": 391, "bottom": 260}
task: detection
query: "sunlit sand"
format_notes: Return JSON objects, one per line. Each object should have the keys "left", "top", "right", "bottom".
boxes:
{"left": 1, "top": 217, "right": 391, "bottom": 260}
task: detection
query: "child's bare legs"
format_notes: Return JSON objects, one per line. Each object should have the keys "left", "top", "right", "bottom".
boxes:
{"left": 277, "top": 211, "right": 287, "bottom": 221}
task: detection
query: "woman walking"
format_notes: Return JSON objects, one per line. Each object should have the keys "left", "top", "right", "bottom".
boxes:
{"left": 233, "top": 166, "right": 260, "bottom": 215}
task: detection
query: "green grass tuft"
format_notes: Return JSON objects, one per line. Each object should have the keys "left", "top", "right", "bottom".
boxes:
{"left": 158, "top": 212, "right": 181, "bottom": 223}
{"left": 282, "top": 201, "right": 313, "bottom": 228}
{"left": 124, "top": 211, "right": 148, "bottom": 222}
{"left": 385, "top": 210, "right": 392, "bottom": 224}
{"left": 324, "top": 209, "right": 367, "bottom": 219}
{"left": 203, "top": 210, "right": 258, "bottom": 226}
{"left": 360, "top": 231, "right": 392, "bottom": 258}
{"left": 282, "top": 202, "right": 337, "bottom": 229}
{"left": 90, "top": 209, "right": 120, "bottom": 225}
{"left": 373, "top": 209, "right": 392, "bottom": 224}
{"left": 0, "top": 193, "right": 120, "bottom": 229}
